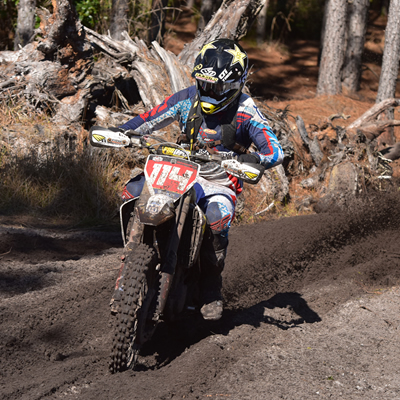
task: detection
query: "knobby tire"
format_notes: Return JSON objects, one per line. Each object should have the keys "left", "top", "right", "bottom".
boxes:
{"left": 109, "top": 243, "right": 157, "bottom": 373}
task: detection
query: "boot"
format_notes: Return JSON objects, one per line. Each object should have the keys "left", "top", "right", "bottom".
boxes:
{"left": 200, "top": 270, "right": 223, "bottom": 321}
{"left": 200, "top": 301, "right": 223, "bottom": 321}
{"left": 199, "top": 232, "right": 227, "bottom": 321}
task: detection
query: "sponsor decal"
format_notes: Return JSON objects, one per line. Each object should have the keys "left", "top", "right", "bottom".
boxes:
{"left": 210, "top": 215, "right": 231, "bottom": 232}
{"left": 172, "top": 148, "right": 188, "bottom": 158}
{"left": 219, "top": 69, "right": 233, "bottom": 81}
{"left": 193, "top": 63, "right": 203, "bottom": 72}
{"left": 200, "top": 67, "right": 216, "bottom": 76}
{"left": 161, "top": 146, "right": 188, "bottom": 159}
{"left": 198, "top": 42, "right": 217, "bottom": 58}
{"left": 204, "top": 128, "right": 217, "bottom": 135}
{"left": 195, "top": 73, "right": 218, "bottom": 83}
{"left": 224, "top": 44, "right": 247, "bottom": 69}
{"left": 197, "top": 148, "right": 211, "bottom": 156}
{"left": 244, "top": 171, "right": 258, "bottom": 180}
{"left": 107, "top": 138, "right": 127, "bottom": 145}
{"left": 92, "top": 134, "right": 105, "bottom": 142}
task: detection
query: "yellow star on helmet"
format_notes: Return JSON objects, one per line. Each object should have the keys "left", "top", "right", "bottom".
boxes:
{"left": 224, "top": 44, "right": 247, "bottom": 69}
{"left": 198, "top": 42, "right": 217, "bottom": 58}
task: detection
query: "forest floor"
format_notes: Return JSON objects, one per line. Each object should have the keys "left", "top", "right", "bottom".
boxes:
{"left": 1, "top": 8, "right": 400, "bottom": 400}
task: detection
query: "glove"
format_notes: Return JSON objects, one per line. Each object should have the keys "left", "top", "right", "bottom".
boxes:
{"left": 108, "top": 127, "right": 124, "bottom": 133}
{"left": 237, "top": 153, "right": 260, "bottom": 164}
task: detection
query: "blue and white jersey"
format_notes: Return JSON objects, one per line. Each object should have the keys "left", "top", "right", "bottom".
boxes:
{"left": 120, "top": 85, "right": 284, "bottom": 171}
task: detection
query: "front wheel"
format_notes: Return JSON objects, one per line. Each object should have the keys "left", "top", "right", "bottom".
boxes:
{"left": 109, "top": 243, "right": 159, "bottom": 373}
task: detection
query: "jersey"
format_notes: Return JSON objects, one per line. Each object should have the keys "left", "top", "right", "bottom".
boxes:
{"left": 119, "top": 85, "right": 284, "bottom": 172}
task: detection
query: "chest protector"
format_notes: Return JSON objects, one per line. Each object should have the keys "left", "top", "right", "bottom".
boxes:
{"left": 183, "top": 95, "right": 249, "bottom": 155}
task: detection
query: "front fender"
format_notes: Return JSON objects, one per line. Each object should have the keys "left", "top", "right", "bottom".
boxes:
{"left": 120, "top": 197, "right": 138, "bottom": 246}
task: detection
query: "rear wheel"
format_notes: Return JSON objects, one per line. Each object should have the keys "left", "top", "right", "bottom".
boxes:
{"left": 109, "top": 243, "right": 159, "bottom": 373}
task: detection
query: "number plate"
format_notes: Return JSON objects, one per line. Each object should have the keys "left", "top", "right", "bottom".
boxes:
{"left": 144, "top": 155, "right": 199, "bottom": 198}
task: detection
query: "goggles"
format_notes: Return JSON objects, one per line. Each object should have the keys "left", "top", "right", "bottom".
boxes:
{"left": 197, "top": 79, "right": 241, "bottom": 99}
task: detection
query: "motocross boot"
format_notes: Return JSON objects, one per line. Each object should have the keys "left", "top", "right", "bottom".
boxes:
{"left": 199, "top": 232, "right": 227, "bottom": 321}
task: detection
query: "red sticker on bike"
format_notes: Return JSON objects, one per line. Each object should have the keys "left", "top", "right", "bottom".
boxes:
{"left": 144, "top": 155, "right": 199, "bottom": 195}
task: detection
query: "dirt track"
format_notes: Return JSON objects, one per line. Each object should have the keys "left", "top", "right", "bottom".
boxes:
{"left": 1, "top": 191, "right": 400, "bottom": 400}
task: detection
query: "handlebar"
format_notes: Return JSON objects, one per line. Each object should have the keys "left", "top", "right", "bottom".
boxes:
{"left": 89, "top": 126, "right": 264, "bottom": 184}
{"left": 129, "top": 131, "right": 235, "bottom": 164}
{"left": 90, "top": 126, "right": 234, "bottom": 163}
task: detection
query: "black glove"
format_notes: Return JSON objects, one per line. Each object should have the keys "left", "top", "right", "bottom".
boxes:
{"left": 237, "top": 153, "right": 260, "bottom": 164}
{"left": 108, "top": 127, "right": 124, "bottom": 133}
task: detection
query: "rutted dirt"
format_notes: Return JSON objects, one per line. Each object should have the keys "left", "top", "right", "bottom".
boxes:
{"left": 1, "top": 191, "right": 400, "bottom": 400}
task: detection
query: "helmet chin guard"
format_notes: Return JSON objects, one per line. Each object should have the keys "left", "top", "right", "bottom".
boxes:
{"left": 192, "top": 39, "right": 248, "bottom": 114}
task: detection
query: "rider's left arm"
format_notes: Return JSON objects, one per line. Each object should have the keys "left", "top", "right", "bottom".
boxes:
{"left": 243, "top": 108, "right": 284, "bottom": 170}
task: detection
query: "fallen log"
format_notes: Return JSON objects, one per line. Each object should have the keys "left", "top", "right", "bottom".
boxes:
{"left": 0, "top": 0, "right": 265, "bottom": 122}
{"left": 353, "top": 119, "right": 400, "bottom": 140}
{"left": 380, "top": 143, "right": 400, "bottom": 161}
{"left": 295, "top": 115, "right": 310, "bottom": 147}
{"left": 178, "top": 0, "right": 265, "bottom": 67}
{"left": 84, "top": 28, "right": 192, "bottom": 109}
{"left": 347, "top": 98, "right": 400, "bottom": 129}
{"left": 294, "top": 115, "right": 325, "bottom": 166}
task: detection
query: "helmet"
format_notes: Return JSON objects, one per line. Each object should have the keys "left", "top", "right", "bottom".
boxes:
{"left": 191, "top": 39, "right": 248, "bottom": 114}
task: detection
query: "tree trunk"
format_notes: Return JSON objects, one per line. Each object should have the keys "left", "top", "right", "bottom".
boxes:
{"left": 316, "top": 0, "right": 348, "bottom": 96}
{"left": 197, "top": 0, "right": 223, "bottom": 32}
{"left": 376, "top": 0, "right": 400, "bottom": 145}
{"left": 376, "top": 0, "right": 400, "bottom": 103}
{"left": 148, "top": 0, "right": 169, "bottom": 44}
{"left": 342, "top": 0, "right": 369, "bottom": 92}
{"left": 198, "top": 0, "right": 214, "bottom": 31}
{"left": 109, "top": 0, "right": 129, "bottom": 40}
{"left": 318, "top": 0, "right": 330, "bottom": 66}
{"left": 256, "top": 0, "right": 269, "bottom": 46}
{"left": 179, "top": 0, "right": 264, "bottom": 67}
{"left": 14, "top": 0, "right": 37, "bottom": 49}
{"left": 36, "top": 0, "right": 90, "bottom": 59}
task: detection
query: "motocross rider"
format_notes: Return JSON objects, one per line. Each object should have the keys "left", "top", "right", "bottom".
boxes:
{"left": 116, "top": 39, "right": 283, "bottom": 321}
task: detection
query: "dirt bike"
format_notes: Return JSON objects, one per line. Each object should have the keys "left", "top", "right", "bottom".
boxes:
{"left": 89, "top": 126, "right": 265, "bottom": 372}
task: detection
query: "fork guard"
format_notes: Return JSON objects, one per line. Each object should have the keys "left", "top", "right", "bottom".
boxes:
{"left": 120, "top": 197, "right": 138, "bottom": 247}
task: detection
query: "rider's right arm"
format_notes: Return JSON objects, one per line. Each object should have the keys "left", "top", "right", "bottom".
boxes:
{"left": 118, "top": 86, "right": 197, "bottom": 134}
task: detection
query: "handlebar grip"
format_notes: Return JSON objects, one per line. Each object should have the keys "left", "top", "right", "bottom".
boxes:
{"left": 124, "top": 129, "right": 142, "bottom": 137}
